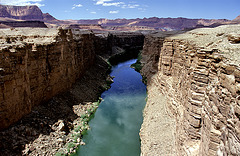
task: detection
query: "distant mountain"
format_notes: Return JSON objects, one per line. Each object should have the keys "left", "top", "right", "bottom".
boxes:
{"left": 43, "top": 13, "right": 57, "bottom": 21}
{"left": 75, "top": 17, "right": 230, "bottom": 30}
{"left": 233, "top": 15, "right": 240, "bottom": 22}
{"left": 0, "top": 4, "right": 238, "bottom": 30}
{"left": 0, "top": 5, "right": 56, "bottom": 21}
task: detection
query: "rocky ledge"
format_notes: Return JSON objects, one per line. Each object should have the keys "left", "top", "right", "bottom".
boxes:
{"left": 140, "top": 24, "right": 240, "bottom": 155}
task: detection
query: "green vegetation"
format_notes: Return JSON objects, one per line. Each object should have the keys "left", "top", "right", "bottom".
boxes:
{"left": 130, "top": 51, "right": 148, "bottom": 84}
{"left": 141, "top": 76, "right": 147, "bottom": 84}
{"left": 55, "top": 152, "right": 66, "bottom": 156}
{"left": 107, "top": 61, "right": 112, "bottom": 73}
{"left": 55, "top": 98, "right": 103, "bottom": 156}
{"left": 131, "top": 51, "right": 143, "bottom": 72}
{"left": 68, "top": 143, "right": 76, "bottom": 149}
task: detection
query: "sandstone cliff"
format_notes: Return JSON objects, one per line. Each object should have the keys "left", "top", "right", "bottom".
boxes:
{"left": 0, "top": 28, "right": 96, "bottom": 130}
{"left": 140, "top": 25, "right": 240, "bottom": 155}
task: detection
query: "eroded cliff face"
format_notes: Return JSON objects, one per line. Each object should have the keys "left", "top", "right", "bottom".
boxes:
{"left": 0, "top": 29, "right": 145, "bottom": 155}
{"left": 93, "top": 32, "right": 145, "bottom": 64}
{"left": 140, "top": 25, "right": 240, "bottom": 155}
{"left": 0, "top": 28, "right": 95, "bottom": 130}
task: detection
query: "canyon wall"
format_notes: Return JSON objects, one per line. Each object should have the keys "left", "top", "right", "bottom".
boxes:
{"left": 94, "top": 32, "right": 145, "bottom": 64}
{"left": 140, "top": 25, "right": 240, "bottom": 155}
{"left": 94, "top": 32, "right": 144, "bottom": 55}
{"left": 0, "top": 28, "right": 96, "bottom": 130}
{"left": 0, "top": 28, "right": 145, "bottom": 131}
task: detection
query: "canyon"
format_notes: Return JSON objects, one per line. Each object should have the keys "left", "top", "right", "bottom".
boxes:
{"left": 0, "top": 24, "right": 239, "bottom": 156}
{"left": 0, "top": 28, "right": 144, "bottom": 155}
{"left": 0, "top": 4, "right": 240, "bottom": 156}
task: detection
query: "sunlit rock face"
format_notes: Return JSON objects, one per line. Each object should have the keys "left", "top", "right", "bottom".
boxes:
{"left": 0, "top": 5, "right": 56, "bottom": 21}
{"left": 0, "top": 5, "right": 44, "bottom": 20}
{"left": 0, "top": 28, "right": 96, "bottom": 130}
{"left": 140, "top": 25, "right": 240, "bottom": 155}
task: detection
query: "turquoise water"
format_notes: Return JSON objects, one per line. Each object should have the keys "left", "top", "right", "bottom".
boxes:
{"left": 75, "top": 59, "right": 147, "bottom": 156}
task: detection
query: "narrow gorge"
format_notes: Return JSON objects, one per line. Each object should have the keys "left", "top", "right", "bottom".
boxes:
{"left": 0, "top": 24, "right": 240, "bottom": 156}
{"left": 0, "top": 28, "right": 144, "bottom": 155}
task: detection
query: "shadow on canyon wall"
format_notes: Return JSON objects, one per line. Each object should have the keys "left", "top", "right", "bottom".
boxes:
{"left": 0, "top": 55, "right": 111, "bottom": 156}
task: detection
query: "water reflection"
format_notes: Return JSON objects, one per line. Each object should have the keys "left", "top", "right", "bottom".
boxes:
{"left": 75, "top": 59, "right": 147, "bottom": 156}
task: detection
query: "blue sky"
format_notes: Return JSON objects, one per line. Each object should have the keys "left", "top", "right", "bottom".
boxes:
{"left": 0, "top": 0, "right": 239, "bottom": 20}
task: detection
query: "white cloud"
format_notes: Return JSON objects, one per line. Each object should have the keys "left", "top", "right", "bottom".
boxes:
{"left": 75, "top": 4, "right": 83, "bottom": 7}
{"left": 138, "top": 8, "right": 146, "bottom": 12}
{"left": 72, "top": 4, "right": 83, "bottom": 10}
{"left": 128, "top": 4, "right": 139, "bottom": 8}
{"left": 109, "top": 10, "right": 119, "bottom": 14}
{"left": 103, "top": 2, "right": 124, "bottom": 7}
{"left": 95, "top": 0, "right": 113, "bottom": 5}
{"left": 122, "top": 4, "right": 139, "bottom": 9}
{"left": 90, "top": 11, "right": 97, "bottom": 14}
{"left": 0, "top": 0, "right": 44, "bottom": 7}
{"left": 95, "top": 0, "right": 124, "bottom": 7}
{"left": 94, "top": 0, "right": 141, "bottom": 10}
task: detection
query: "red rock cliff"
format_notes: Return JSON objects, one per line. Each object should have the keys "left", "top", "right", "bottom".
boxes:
{"left": 0, "top": 28, "right": 95, "bottom": 130}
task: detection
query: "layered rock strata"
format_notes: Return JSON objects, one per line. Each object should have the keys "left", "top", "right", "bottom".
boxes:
{"left": 0, "top": 28, "right": 96, "bottom": 130}
{"left": 0, "top": 55, "right": 112, "bottom": 156}
{"left": 0, "top": 29, "right": 145, "bottom": 155}
{"left": 140, "top": 25, "right": 240, "bottom": 155}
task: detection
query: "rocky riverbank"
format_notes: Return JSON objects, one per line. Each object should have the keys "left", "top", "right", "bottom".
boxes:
{"left": 0, "top": 55, "right": 112, "bottom": 155}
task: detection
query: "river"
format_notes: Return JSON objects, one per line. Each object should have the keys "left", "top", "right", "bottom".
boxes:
{"left": 74, "top": 59, "right": 147, "bottom": 156}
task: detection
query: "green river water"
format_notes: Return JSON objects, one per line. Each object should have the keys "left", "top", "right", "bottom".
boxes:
{"left": 75, "top": 59, "right": 147, "bottom": 156}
